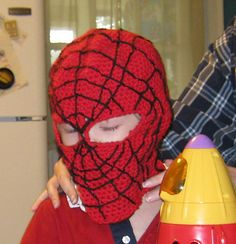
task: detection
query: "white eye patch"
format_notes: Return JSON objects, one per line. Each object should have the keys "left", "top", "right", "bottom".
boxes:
{"left": 57, "top": 123, "right": 79, "bottom": 146}
{"left": 57, "top": 114, "right": 141, "bottom": 146}
{"left": 89, "top": 113, "right": 140, "bottom": 143}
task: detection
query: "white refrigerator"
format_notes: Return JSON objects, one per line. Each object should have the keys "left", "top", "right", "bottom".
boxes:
{"left": 0, "top": 1, "right": 48, "bottom": 243}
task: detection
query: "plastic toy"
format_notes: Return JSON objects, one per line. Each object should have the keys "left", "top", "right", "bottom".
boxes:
{"left": 156, "top": 134, "right": 236, "bottom": 243}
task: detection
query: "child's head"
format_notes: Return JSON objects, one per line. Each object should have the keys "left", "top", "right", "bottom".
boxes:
{"left": 49, "top": 29, "right": 172, "bottom": 224}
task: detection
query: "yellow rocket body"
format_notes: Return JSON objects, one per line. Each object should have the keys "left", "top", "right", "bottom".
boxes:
{"left": 157, "top": 134, "right": 236, "bottom": 243}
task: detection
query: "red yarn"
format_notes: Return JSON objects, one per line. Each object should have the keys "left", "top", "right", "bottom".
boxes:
{"left": 49, "top": 29, "right": 172, "bottom": 224}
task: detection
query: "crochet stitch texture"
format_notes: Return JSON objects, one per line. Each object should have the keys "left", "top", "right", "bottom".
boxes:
{"left": 49, "top": 29, "right": 172, "bottom": 223}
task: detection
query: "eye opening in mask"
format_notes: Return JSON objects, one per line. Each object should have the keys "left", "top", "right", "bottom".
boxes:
{"left": 57, "top": 123, "right": 80, "bottom": 146}
{"left": 88, "top": 113, "right": 141, "bottom": 143}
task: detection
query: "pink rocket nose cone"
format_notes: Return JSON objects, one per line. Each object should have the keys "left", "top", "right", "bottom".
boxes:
{"left": 185, "top": 134, "right": 215, "bottom": 149}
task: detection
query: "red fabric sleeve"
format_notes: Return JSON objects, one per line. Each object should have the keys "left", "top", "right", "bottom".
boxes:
{"left": 21, "top": 194, "right": 114, "bottom": 244}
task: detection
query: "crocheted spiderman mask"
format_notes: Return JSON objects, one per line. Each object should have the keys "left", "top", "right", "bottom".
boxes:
{"left": 49, "top": 29, "right": 172, "bottom": 224}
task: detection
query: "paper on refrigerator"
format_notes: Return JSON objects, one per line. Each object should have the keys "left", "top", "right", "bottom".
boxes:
{"left": 0, "top": 25, "right": 27, "bottom": 96}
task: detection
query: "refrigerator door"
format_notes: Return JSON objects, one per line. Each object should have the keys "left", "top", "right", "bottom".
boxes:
{"left": 0, "top": 1, "right": 48, "bottom": 243}
{"left": 0, "top": 0, "right": 47, "bottom": 116}
{"left": 0, "top": 120, "right": 47, "bottom": 244}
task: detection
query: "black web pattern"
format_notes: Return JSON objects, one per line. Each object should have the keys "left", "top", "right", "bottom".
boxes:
{"left": 50, "top": 29, "right": 169, "bottom": 221}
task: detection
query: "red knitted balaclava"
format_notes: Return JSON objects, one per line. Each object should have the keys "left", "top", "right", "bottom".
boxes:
{"left": 49, "top": 29, "right": 172, "bottom": 224}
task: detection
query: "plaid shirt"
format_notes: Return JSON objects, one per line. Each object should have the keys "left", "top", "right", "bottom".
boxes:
{"left": 160, "top": 17, "right": 236, "bottom": 166}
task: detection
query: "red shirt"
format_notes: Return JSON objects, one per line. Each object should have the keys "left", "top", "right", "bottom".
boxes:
{"left": 21, "top": 194, "right": 159, "bottom": 244}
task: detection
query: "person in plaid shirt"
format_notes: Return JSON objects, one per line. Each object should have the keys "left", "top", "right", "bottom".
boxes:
{"left": 159, "top": 16, "right": 236, "bottom": 167}
{"left": 142, "top": 16, "right": 236, "bottom": 203}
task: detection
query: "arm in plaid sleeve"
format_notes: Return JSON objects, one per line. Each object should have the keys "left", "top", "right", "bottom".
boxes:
{"left": 160, "top": 17, "right": 236, "bottom": 166}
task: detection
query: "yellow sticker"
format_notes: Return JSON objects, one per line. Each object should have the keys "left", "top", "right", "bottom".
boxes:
{"left": 0, "top": 68, "right": 15, "bottom": 89}
{"left": 4, "top": 20, "right": 18, "bottom": 38}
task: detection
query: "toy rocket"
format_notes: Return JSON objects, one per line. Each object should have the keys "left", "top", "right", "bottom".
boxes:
{"left": 156, "top": 134, "right": 236, "bottom": 243}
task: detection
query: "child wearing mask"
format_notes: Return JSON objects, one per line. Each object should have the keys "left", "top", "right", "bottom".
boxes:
{"left": 21, "top": 28, "right": 172, "bottom": 244}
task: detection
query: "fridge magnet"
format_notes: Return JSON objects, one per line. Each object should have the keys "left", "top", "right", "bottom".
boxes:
{"left": 0, "top": 67, "right": 15, "bottom": 89}
{"left": 4, "top": 20, "right": 18, "bottom": 39}
{"left": 8, "top": 7, "right": 32, "bottom": 16}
